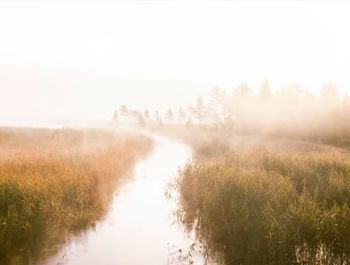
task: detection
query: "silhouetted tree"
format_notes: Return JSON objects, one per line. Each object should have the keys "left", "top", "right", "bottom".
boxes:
{"left": 194, "top": 96, "right": 206, "bottom": 123}
{"left": 154, "top": 110, "right": 161, "bottom": 123}
{"left": 178, "top": 107, "right": 186, "bottom": 122}
{"left": 209, "top": 87, "right": 226, "bottom": 126}
{"left": 112, "top": 110, "right": 119, "bottom": 123}
{"left": 120, "top": 105, "right": 129, "bottom": 116}
{"left": 145, "top": 110, "right": 149, "bottom": 118}
{"left": 186, "top": 105, "right": 194, "bottom": 122}
{"left": 258, "top": 80, "right": 272, "bottom": 102}
{"left": 144, "top": 110, "right": 150, "bottom": 122}
{"left": 135, "top": 111, "right": 145, "bottom": 126}
{"left": 236, "top": 82, "right": 253, "bottom": 98}
{"left": 166, "top": 109, "right": 174, "bottom": 122}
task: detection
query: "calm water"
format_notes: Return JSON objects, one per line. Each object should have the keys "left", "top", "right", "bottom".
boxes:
{"left": 39, "top": 136, "right": 206, "bottom": 265}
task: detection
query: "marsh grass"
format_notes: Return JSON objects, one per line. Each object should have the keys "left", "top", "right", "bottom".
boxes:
{"left": 177, "top": 133, "right": 350, "bottom": 265}
{"left": 0, "top": 127, "right": 152, "bottom": 264}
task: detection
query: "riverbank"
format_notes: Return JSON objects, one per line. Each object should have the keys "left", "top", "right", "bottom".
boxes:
{"left": 169, "top": 127, "right": 350, "bottom": 265}
{"left": 0, "top": 127, "right": 152, "bottom": 264}
{"left": 40, "top": 135, "right": 206, "bottom": 265}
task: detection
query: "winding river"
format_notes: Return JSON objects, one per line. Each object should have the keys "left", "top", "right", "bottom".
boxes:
{"left": 39, "top": 135, "right": 206, "bottom": 265}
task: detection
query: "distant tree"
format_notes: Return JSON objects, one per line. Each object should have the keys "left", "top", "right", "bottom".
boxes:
{"left": 321, "top": 81, "right": 339, "bottom": 106}
{"left": 112, "top": 110, "right": 119, "bottom": 123}
{"left": 209, "top": 87, "right": 227, "bottom": 125}
{"left": 166, "top": 109, "right": 174, "bottom": 122}
{"left": 118, "top": 105, "right": 130, "bottom": 122}
{"left": 178, "top": 107, "right": 186, "bottom": 122}
{"left": 231, "top": 83, "right": 253, "bottom": 129}
{"left": 209, "top": 87, "right": 226, "bottom": 107}
{"left": 120, "top": 105, "right": 129, "bottom": 116}
{"left": 154, "top": 110, "right": 161, "bottom": 123}
{"left": 194, "top": 96, "right": 206, "bottom": 123}
{"left": 232, "top": 82, "right": 254, "bottom": 115}
{"left": 236, "top": 82, "right": 253, "bottom": 98}
{"left": 135, "top": 111, "right": 145, "bottom": 126}
{"left": 258, "top": 80, "right": 272, "bottom": 102}
{"left": 143, "top": 110, "right": 150, "bottom": 123}
{"left": 277, "top": 83, "right": 304, "bottom": 111}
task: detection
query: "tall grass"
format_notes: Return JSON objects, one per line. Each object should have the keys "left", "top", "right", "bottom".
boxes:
{"left": 177, "top": 134, "right": 350, "bottom": 265}
{"left": 0, "top": 128, "right": 152, "bottom": 264}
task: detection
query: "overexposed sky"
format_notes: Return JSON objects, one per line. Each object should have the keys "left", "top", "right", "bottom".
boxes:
{"left": 1, "top": 1, "right": 350, "bottom": 124}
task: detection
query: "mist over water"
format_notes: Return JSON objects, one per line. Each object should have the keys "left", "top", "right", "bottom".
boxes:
{"left": 1, "top": 1, "right": 350, "bottom": 265}
{"left": 40, "top": 136, "right": 206, "bottom": 265}
{"left": 1, "top": 1, "right": 350, "bottom": 125}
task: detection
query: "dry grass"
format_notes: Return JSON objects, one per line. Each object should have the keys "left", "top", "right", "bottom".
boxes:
{"left": 175, "top": 130, "right": 350, "bottom": 265}
{"left": 0, "top": 127, "right": 152, "bottom": 264}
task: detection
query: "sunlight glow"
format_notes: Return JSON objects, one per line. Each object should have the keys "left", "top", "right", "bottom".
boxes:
{"left": 0, "top": 1, "right": 350, "bottom": 124}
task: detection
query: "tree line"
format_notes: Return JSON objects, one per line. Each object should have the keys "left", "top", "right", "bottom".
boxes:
{"left": 113, "top": 80, "right": 350, "bottom": 147}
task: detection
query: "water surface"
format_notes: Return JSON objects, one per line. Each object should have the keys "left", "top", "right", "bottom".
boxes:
{"left": 40, "top": 136, "right": 205, "bottom": 265}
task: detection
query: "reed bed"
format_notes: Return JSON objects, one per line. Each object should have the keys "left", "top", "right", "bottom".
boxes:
{"left": 0, "top": 127, "right": 152, "bottom": 264}
{"left": 177, "top": 133, "right": 350, "bottom": 265}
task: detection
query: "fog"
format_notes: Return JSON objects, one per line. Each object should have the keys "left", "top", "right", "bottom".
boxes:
{"left": 1, "top": 1, "right": 350, "bottom": 126}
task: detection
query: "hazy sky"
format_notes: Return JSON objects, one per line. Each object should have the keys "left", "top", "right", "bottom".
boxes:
{"left": 1, "top": 1, "right": 350, "bottom": 125}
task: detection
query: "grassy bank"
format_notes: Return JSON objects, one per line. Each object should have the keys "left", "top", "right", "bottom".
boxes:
{"left": 175, "top": 130, "right": 350, "bottom": 265}
{"left": 0, "top": 127, "right": 152, "bottom": 264}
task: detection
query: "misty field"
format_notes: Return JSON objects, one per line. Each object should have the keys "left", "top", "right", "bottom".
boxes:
{"left": 175, "top": 131, "right": 350, "bottom": 265}
{"left": 0, "top": 128, "right": 152, "bottom": 264}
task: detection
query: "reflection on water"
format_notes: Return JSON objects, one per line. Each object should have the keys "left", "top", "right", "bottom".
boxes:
{"left": 39, "top": 136, "right": 206, "bottom": 265}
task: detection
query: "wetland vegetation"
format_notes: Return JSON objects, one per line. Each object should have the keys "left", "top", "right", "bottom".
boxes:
{"left": 2, "top": 2, "right": 350, "bottom": 265}
{"left": 151, "top": 82, "right": 350, "bottom": 265}
{"left": 172, "top": 131, "right": 350, "bottom": 265}
{"left": 0, "top": 127, "right": 152, "bottom": 265}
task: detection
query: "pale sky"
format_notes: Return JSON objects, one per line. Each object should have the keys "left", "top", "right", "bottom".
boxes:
{"left": 1, "top": 1, "right": 350, "bottom": 125}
